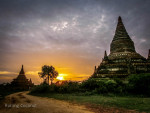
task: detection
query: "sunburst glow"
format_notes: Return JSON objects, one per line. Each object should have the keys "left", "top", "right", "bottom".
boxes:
{"left": 56, "top": 73, "right": 68, "bottom": 80}
{"left": 56, "top": 76, "right": 64, "bottom": 80}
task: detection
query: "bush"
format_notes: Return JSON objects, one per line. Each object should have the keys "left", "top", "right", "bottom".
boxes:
{"left": 81, "top": 78, "right": 127, "bottom": 94}
{"left": 30, "top": 81, "right": 81, "bottom": 94}
{"left": 30, "top": 83, "right": 51, "bottom": 94}
{"left": 81, "top": 79, "right": 100, "bottom": 91}
{"left": 113, "top": 78, "right": 127, "bottom": 94}
{"left": 128, "top": 73, "right": 150, "bottom": 96}
{"left": 57, "top": 81, "right": 80, "bottom": 93}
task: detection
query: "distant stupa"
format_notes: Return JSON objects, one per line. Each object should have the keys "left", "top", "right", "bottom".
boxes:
{"left": 11, "top": 65, "right": 34, "bottom": 90}
{"left": 92, "top": 16, "right": 150, "bottom": 78}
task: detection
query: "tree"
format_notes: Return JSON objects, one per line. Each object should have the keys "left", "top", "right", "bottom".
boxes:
{"left": 38, "top": 65, "right": 58, "bottom": 85}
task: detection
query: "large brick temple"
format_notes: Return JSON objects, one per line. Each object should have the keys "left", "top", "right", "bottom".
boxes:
{"left": 92, "top": 16, "right": 150, "bottom": 78}
{"left": 11, "top": 65, "right": 34, "bottom": 90}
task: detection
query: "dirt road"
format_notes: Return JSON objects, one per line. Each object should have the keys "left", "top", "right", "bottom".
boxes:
{"left": 0, "top": 92, "right": 93, "bottom": 113}
{"left": 0, "top": 92, "right": 139, "bottom": 113}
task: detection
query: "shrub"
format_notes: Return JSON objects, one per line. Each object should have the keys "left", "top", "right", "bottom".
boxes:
{"left": 57, "top": 81, "right": 80, "bottom": 93}
{"left": 128, "top": 73, "right": 150, "bottom": 96}
{"left": 57, "top": 84, "right": 68, "bottom": 93}
{"left": 30, "top": 83, "right": 51, "bottom": 94}
{"left": 30, "top": 78, "right": 129, "bottom": 95}
{"left": 105, "top": 80, "right": 117, "bottom": 93}
{"left": 81, "top": 79, "right": 100, "bottom": 91}
{"left": 81, "top": 78, "right": 127, "bottom": 94}
{"left": 113, "top": 78, "right": 127, "bottom": 94}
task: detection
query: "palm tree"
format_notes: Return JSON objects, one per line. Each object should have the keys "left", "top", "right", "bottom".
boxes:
{"left": 38, "top": 65, "right": 58, "bottom": 85}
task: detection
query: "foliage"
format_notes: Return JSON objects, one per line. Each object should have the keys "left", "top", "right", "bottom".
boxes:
{"left": 38, "top": 65, "right": 58, "bottom": 85}
{"left": 128, "top": 73, "right": 150, "bottom": 95}
{"left": 58, "top": 81, "right": 80, "bottom": 93}
{"left": 81, "top": 78, "right": 126, "bottom": 94}
{"left": 81, "top": 79, "right": 100, "bottom": 90}
{"left": 31, "top": 73, "right": 150, "bottom": 96}
{"left": 30, "top": 83, "right": 52, "bottom": 94}
{"left": 30, "top": 81, "right": 80, "bottom": 94}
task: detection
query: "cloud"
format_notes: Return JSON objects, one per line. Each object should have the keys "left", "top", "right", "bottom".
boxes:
{"left": 0, "top": 0, "right": 150, "bottom": 83}
{"left": 0, "top": 71, "right": 17, "bottom": 75}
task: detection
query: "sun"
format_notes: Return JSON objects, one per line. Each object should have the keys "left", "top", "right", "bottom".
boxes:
{"left": 56, "top": 73, "right": 66, "bottom": 80}
{"left": 56, "top": 76, "right": 64, "bottom": 80}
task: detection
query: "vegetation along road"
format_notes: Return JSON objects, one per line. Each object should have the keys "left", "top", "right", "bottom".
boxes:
{"left": 0, "top": 91, "right": 144, "bottom": 113}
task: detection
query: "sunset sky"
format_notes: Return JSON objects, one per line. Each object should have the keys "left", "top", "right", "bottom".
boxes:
{"left": 0, "top": 0, "right": 150, "bottom": 84}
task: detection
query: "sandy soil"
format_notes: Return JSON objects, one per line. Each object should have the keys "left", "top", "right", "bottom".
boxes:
{"left": 0, "top": 92, "right": 93, "bottom": 113}
{"left": 0, "top": 92, "right": 139, "bottom": 113}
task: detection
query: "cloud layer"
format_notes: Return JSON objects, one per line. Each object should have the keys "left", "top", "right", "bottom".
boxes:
{"left": 0, "top": 0, "right": 150, "bottom": 84}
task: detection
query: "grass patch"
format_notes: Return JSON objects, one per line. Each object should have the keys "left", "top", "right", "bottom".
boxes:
{"left": 30, "top": 93, "right": 150, "bottom": 112}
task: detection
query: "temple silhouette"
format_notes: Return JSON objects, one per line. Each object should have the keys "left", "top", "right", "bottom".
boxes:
{"left": 11, "top": 65, "right": 34, "bottom": 90}
{"left": 92, "top": 16, "right": 150, "bottom": 78}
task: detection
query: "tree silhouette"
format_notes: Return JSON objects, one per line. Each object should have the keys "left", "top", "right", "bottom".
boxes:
{"left": 38, "top": 65, "right": 58, "bottom": 85}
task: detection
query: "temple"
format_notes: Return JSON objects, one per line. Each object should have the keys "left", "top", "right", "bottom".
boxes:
{"left": 11, "top": 65, "right": 34, "bottom": 90}
{"left": 92, "top": 17, "right": 150, "bottom": 78}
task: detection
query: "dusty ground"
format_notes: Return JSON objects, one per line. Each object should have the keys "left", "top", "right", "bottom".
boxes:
{"left": 0, "top": 92, "right": 94, "bottom": 113}
{"left": 0, "top": 92, "right": 139, "bottom": 113}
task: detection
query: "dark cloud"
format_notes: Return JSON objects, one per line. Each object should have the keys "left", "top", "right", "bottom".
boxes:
{"left": 0, "top": 0, "right": 150, "bottom": 83}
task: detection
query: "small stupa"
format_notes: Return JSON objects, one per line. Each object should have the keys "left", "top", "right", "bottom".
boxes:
{"left": 11, "top": 65, "right": 34, "bottom": 90}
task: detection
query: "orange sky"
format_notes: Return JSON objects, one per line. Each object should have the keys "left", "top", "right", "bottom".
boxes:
{"left": 0, "top": 51, "right": 101, "bottom": 84}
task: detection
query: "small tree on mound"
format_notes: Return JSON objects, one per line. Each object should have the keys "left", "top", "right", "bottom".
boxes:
{"left": 38, "top": 65, "right": 58, "bottom": 85}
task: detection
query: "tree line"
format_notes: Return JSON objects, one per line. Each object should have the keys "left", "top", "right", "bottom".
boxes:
{"left": 30, "top": 65, "right": 150, "bottom": 96}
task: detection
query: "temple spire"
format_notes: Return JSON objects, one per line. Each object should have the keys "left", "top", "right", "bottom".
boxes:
{"left": 118, "top": 16, "right": 122, "bottom": 21}
{"left": 19, "top": 65, "right": 25, "bottom": 75}
{"left": 94, "top": 66, "right": 97, "bottom": 72}
{"left": 29, "top": 78, "right": 32, "bottom": 83}
{"left": 148, "top": 49, "right": 150, "bottom": 58}
{"left": 104, "top": 50, "right": 108, "bottom": 60}
{"left": 113, "top": 16, "right": 130, "bottom": 41}
{"left": 104, "top": 50, "right": 107, "bottom": 57}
